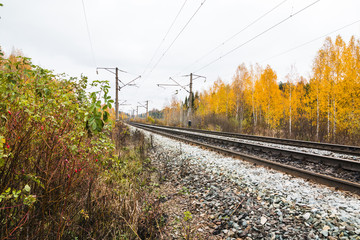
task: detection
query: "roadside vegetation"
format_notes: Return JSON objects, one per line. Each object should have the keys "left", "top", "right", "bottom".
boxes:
{"left": 0, "top": 49, "right": 163, "bottom": 239}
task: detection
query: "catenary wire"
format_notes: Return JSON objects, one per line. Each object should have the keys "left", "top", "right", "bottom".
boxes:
{"left": 193, "top": 0, "right": 321, "bottom": 74}
{"left": 81, "top": 0, "right": 97, "bottom": 67}
{"left": 260, "top": 19, "right": 360, "bottom": 62}
{"left": 174, "top": 0, "right": 289, "bottom": 77}
{"left": 147, "top": 0, "right": 207, "bottom": 77}
{"left": 142, "top": 0, "right": 188, "bottom": 76}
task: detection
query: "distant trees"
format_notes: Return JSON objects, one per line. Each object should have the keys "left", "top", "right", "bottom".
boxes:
{"left": 149, "top": 108, "right": 164, "bottom": 119}
{"left": 162, "top": 35, "right": 360, "bottom": 145}
{"left": 163, "top": 96, "right": 182, "bottom": 126}
{"left": 309, "top": 36, "right": 360, "bottom": 143}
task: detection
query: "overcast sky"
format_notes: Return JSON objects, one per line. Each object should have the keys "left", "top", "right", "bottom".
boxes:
{"left": 1, "top": 0, "right": 360, "bottom": 114}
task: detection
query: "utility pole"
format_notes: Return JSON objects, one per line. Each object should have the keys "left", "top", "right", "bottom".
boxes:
{"left": 188, "top": 73, "right": 193, "bottom": 119}
{"left": 131, "top": 108, "right": 136, "bottom": 120}
{"left": 185, "top": 73, "right": 205, "bottom": 125}
{"left": 118, "top": 100, "right": 130, "bottom": 120}
{"left": 115, "top": 67, "right": 119, "bottom": 121}
{"left": 138, "top": 101, "right": 149, "bottom": 119}
{"left": 96, "top": 67, "right": 141, "bottom": 121}
{"left": 157, "top": 73, "right": 205, "bottom": 126}
{"left": 136, "top": 106, "right": 139, "bottom": 119}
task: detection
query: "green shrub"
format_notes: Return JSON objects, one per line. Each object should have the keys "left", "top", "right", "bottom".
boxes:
{"left": 0, "top": 51, "right": 113, "bottom": 239}
{"left": 0, "top": 49, "right": 164, "bottom": 239}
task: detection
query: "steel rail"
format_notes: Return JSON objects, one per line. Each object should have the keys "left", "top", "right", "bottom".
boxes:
{"left": 129, "top": 122, "right": 360, "bottom": 195}
{"left": 136, "top": 123, "right": 360, "bottom": 156}
{"left": 132, "top": 122, "right": 360, "bottom": 172}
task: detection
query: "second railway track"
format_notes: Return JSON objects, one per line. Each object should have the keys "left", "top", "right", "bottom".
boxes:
{"left": 142, "top": 123, "right": 360, "bottom": 157}
{"left": 130, "top": 122, "right": 360, "bottom": 195}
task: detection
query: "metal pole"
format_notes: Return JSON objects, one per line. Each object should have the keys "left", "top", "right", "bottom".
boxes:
{"left": 97, "top": 67, "right": 140, "bottom": 122}
{"left": 146, "top": 100, "right": 149, "bottom": 118}
{"left": 188, "top": 73, "right": 193, "bottom": 119}
{"left": 136, "top": 106, "right": 139, "bottom": 119}
{"left": 115, "top": 67, "right": 119, "bottom": 121}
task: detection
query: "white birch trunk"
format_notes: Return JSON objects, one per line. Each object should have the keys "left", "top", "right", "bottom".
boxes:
{"left": 316, "top": 94, "right": 319, "bottom": 141}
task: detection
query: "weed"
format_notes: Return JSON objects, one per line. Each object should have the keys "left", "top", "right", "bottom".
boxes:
{"left": 179, "top": 186, "right": 190, "bottom": 195}
{"left": 181, "top": 211, "right": 194, "bottom": 240}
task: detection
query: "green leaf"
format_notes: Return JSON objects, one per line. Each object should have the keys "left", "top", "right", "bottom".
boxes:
{"left": 96, "top": 119, "right": 104, "bottom": 131}
{"left": 88, "top": 116, "right": 95, "bottom": 123}
{"left": 24, "top": 195, "right": 36, "bottom": 206}
{"left": 24, "top": 184, "right": 31, "bottom": 193}
{"left": 103, "top": 111, "right": 109, "bottom": 122}
{"left": 90, "top": 120, "right": 97, "bottom": 131}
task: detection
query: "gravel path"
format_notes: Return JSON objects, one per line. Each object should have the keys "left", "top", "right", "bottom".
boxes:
{"left": 133, "top": 126, "right": 360, "bottom": 239}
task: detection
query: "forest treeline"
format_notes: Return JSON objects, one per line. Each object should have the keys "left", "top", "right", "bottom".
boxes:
{"left": 162, "top": 35, "right": 360, "bottom": 145}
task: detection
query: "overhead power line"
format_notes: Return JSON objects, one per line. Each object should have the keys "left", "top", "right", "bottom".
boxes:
{"left": 193, "top": 0, "right": 321, "bottom": 73}
{"left": 81, "top": 0, "right": 97, "bottom": 67}
{"left": 175, "top": 0, "right": 289, "bottom": 76}
{"left": 261, "top": 18, "right": 360, "bottom": 62}
{"left": 142, "top": 0, "right": 188, "bottom": 76}
{"left": 148, "top": 0, "right": 207, "bottom": 76}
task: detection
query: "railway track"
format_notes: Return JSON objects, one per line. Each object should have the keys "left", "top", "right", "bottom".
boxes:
{"left": 129, "top": 122, "right": 360, "bottom": 195}
{"left": 140, "top": 123, "right": 360, "bottom": 157}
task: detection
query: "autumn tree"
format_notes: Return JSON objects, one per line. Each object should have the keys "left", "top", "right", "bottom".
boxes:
{"left": 232, "top": 64, "right": 249, "bottom": 131}
{"left": 309, "top": 35, "right": 360, "bottom": 143}
{"left": 254, "top": 65, "right": 282, "bottom": 133}
{"left": 162, "top": 35, "right": 360, "bottom": 145}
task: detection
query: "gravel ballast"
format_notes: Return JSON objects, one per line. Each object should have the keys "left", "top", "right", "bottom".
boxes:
{"left": 149, "top": 125, "right": 360, "bottom": 161}
{"left": 133, "top": 126, "right": 360, "bottom": 239}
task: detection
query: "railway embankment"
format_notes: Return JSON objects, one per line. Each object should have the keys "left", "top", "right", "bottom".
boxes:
{"left": 132, "top": 125, "right": 360, "bottom": 239}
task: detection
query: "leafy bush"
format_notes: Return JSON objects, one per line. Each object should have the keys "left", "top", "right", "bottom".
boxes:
{"left": 0, "top": 50, "right": 165, "bottom": 239}
{"left": 0, "top": 51, "right": 114, "bottom": 238}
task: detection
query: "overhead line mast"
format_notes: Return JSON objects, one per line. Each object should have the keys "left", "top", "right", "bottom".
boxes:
{"left": 138, "top": 101, "right": 149, "bottom": 118}
{"left": 96, "top": 67, "right": 141, "bottom": 121}
{"left": 158, "top": 73, "right": 206, "bottom": 126}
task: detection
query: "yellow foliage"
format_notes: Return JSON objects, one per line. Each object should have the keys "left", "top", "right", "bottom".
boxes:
{"left": 162, "top": 35, "right": 360, "bottom": 143}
